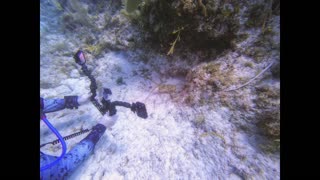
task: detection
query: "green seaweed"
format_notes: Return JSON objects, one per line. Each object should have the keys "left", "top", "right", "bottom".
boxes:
{"left": 198, "top": 0, "right": 207, "bottom": 17}
{"left": 50, "top": 0, "right": 63, "bottom": 11}
{"left": 201, "top": 131, "right": 226, "bottom": 145}
{"left": 167, "top": 27, "right": 184, "bottom": 55}
{"left": 123, "top": 0, "right": 142, "bottom": 13}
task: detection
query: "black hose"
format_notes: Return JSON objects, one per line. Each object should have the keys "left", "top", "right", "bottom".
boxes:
{"left": 40, "top": 129, "right": 91, "bottom": 148}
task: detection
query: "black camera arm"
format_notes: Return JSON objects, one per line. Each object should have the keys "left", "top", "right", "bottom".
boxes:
{"left": 74, "top": 50, "right": 148, "bottom": 119}
{"left": 100, "top": 89, "right": 148, "bottom": 118}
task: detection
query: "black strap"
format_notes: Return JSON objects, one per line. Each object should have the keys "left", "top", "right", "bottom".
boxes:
{"left": 40, "top": 97, "right": 44, "bottom": 110}
{"left": 64, "top": 96, "right": 79, "bottom": 109}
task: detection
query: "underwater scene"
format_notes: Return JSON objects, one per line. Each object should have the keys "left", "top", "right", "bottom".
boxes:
{"left": 40, "top": 0, "right": 280, "bottom": 179}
